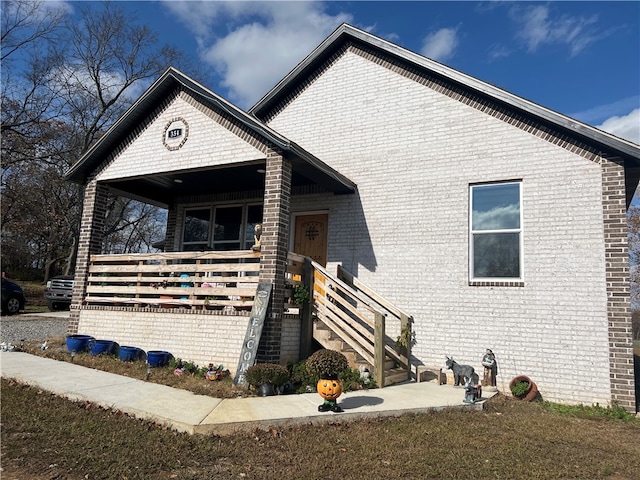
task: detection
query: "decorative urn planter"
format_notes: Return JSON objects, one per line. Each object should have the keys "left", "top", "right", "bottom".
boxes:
{"left": 306, "top": 349, "right": 349, "bottom": 413}
{"left": 317, "top": 378, "right": 343, "bottom": 400}
{"left": 509, "top": 375, "right": 539, "bottom": 401}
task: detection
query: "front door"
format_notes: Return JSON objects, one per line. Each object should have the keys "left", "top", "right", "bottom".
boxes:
{"left": 293, "top": 214, "right": 328, "bottom": 267}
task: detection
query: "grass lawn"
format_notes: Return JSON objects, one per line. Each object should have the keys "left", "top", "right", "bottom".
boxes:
{"left": 2, "top": 378, "right": 639, "bottom": 480}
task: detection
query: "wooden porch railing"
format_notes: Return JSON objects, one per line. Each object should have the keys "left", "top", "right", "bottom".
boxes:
{"left": 293, "top": 253, "right": 412, "bottom": 387}
{"left": 84, "top": 251, "right": 260, "bottom": 311}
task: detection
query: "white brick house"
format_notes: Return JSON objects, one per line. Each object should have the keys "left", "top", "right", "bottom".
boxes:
{"left": 66, "top": 24, "right": 639, "bottom": 411}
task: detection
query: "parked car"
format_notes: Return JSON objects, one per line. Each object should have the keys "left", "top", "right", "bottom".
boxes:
{"left": 44, "top": 275, "right": 74, "bottom": 311}
{"left": 1, "top": 278, "right": 26, "bottom": 315}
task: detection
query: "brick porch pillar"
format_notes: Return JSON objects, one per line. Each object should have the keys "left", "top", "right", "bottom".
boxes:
{"left": 67, "top": 178, "right": 108, "bottom": 334}
{"left": 257, "top": 149, "right": 291, "bottom": 363}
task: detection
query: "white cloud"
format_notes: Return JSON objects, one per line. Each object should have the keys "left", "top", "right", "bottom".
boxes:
{"left": 571, "top": 96, "right": 640, "bottom": 125}
{"left": 420, "top": 27, "right": 460, "bottom": 62}
{"left": 596, "top": 109, "right": 640, "bottom": 145}
{"left": 510, "top": 5, "right": 607, "bottom": 57}
{"left": 487, "top": 43, "right": 512, "bottom": 62}
{"left": 162, "top": 1, "right": 351, "bottom": 108}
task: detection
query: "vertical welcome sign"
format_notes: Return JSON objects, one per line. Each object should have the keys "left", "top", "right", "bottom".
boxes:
{"left": 234, "top": 283, "right": 272, "bottom": 386}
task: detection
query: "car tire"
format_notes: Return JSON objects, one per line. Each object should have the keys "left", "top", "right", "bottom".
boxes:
{"left": 4, "top": 295, "right": 21, "bottom": 315}
{"left": 47, "top": 301, "right": 57, "bottom": 311}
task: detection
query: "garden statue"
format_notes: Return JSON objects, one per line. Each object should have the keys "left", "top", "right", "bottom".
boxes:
{"left": 445, "top": 356, "right": 478, "bottom": 386}
{"left": 306, "top": 349, "right": 349, "bottom": 413}
{"left": 317, "top": 378, "right": 344, "bottom": 412}
{"left": 463, "top": 378, "right": 482, "bottom": 404}
{"left": 481, "top": 349, "right": 497, "bottom": 391}
{"left": 251, "top": 223, "right": 262, "bottom": 251}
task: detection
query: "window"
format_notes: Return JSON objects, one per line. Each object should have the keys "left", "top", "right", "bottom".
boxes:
{"left": 213, "top": 206, "right": 243, "bottom": 250}
{"left": 470, "top": 182, "right": 522, "bottom": 281}
{"left": 182, "top": 204, "right": 263, "bottom": 251}
{"left": 183, "top": 208, "right": 210, "bottom": 251}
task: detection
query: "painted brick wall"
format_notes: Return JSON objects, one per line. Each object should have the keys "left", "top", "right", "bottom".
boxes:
{"left": 273, "top": 47, "right": 617, "bottom": 406}
{"left": 97, "top": 91, "right": 264, "bottom": 181}
{"left": 77, "top": 309, "right": 247, "bottom": 371}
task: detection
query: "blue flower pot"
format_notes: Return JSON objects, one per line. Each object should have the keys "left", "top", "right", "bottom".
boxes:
{"left": 66, "top": 335, "right": 94, "bottom": 353}
{"left": 147, "top": 350, "right": 171, "bottom": 367}
{"left": 118, "top": 346, "right": 143, "bottom": 362}
{"left": 89, "top": 340, "right": 115, "bottom": 356}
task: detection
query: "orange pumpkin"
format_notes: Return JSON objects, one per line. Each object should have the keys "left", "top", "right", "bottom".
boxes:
{"left": 317, "top": 378, "right": 343, "bottom": 400}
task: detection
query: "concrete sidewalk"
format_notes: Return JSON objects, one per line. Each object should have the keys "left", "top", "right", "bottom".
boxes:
{"left": 1, "top": 352, "right": 492, "bottom": 435}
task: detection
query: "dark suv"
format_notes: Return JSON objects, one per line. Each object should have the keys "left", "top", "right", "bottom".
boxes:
{"left": 44, "top": 275, "right": 74, "bottom": 311}
{"left": 1, "top": 278, "right": 26, "bottom": 315}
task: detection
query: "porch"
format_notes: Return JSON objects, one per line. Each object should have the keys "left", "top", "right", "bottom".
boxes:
{"left": 76, "top": 250, "right": 414, "bottom": 387}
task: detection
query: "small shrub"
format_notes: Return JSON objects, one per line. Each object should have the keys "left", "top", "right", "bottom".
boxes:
{"left": 340, "top": 367, "right": 377, "bottom": 391}
{"left": 289, "top": 360, "right": 317, "bottom": 393}
{"left": 306, "top": 349, "right": 349, "bottom": 378}
{"left": 244, "top": 363, "right": 289, "bottom": 387}
{"left": 292, "top": 284, "right": 310, "bottom": 305}
{"left": 169, "top": 358, "right": 206, "bottom": 376}
{"left": 510, "top": 381, "right": 530, "bottom": 397}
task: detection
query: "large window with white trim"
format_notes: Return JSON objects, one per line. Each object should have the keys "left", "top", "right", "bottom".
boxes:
{"left": 182, "top": 203, "right": 263, "bottom": 251}
{"left": 470, "top": 181, "right": 522, "bottom": 281}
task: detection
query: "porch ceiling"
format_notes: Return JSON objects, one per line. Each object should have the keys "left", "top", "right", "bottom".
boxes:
{"left": 104, "top": 159, "right": 350, "bottom": 207}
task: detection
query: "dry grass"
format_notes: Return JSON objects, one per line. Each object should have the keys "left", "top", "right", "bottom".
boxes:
{"left": 6, "top": 333, "right": 638, "bottom": 478}
{"left": 2, "top": 379, "right": 639, "bottom": 480}
{"left": 20, "top": 336, "right": 251, "bottom": 399}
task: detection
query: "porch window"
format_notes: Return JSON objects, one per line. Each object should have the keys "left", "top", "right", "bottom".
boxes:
{"left": 182, "top": 204, "right": 263, "bottom": 251}
{"left": 213, "top": 206, "right": 242, "bottom": 250}
{"left": 183, "top": 208, "right": 210, "bottom": 251}
{"left": 470, "top": 181, "right": 522, "bottom": 280}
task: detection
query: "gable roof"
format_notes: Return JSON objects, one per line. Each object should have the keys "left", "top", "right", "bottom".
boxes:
{"left": 250, "top": 24, "right": 640, "bottom": 201}
{"left": 65, "top": 67, "right": 356, "bottom": 194}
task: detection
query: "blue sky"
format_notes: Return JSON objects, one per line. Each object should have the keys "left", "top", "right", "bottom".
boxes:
{"left": 66, "top": 1, "right": 640, "bottom": 144}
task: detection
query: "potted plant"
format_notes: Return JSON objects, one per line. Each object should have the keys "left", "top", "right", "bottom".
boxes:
{"left": 292, "top": 284, "right": 310, "bottom": 305}
{"left": 509, "top": 375, "right": 539, "bottom": 401}
{"left": 306, "top": 349, "right": 349, "bottom": 412}
{"left": 244, "top": 363, "right": 290, "bottom": 397}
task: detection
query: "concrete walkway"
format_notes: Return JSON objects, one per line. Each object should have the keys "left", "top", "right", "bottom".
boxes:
{"left": 1, "top": 351, "right": 493, "bottom": 435}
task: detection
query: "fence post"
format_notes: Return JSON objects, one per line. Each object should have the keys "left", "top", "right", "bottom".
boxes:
{"left": 299, "top": 257, "right": 314, "bottom": 359}
{"left": 374, "top": 311, "right": 385, "bottom": 388}
{"left": 401, "top": 314, "right": 412, "bottom": 375}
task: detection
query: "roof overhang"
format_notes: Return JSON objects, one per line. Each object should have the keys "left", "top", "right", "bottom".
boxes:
{"left": 102, "top": 155, "right": 355, "bottom": 209}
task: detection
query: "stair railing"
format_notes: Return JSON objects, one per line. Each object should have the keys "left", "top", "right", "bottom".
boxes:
{"left": 289, "top": 253, "right": 412, "bottom": 387}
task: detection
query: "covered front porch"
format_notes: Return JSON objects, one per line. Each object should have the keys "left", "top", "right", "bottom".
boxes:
{"left": 73, "top": 249, "right": 413, "bottom": 387}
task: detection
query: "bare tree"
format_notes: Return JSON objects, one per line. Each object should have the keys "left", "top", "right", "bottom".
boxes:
{"left": 1, "top": 1, "right": 192, "bottom": 281}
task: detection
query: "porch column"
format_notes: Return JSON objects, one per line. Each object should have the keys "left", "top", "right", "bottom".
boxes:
{"left": 67, "top": 178, "right": 108, "bottom": 334}
{"left": 257, "top": 149, "right": 292, "bottom": 363}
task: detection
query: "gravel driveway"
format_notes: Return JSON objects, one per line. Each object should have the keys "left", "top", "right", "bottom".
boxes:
{"left": 1, "top": 314, "right": 68, "bottom": 345}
